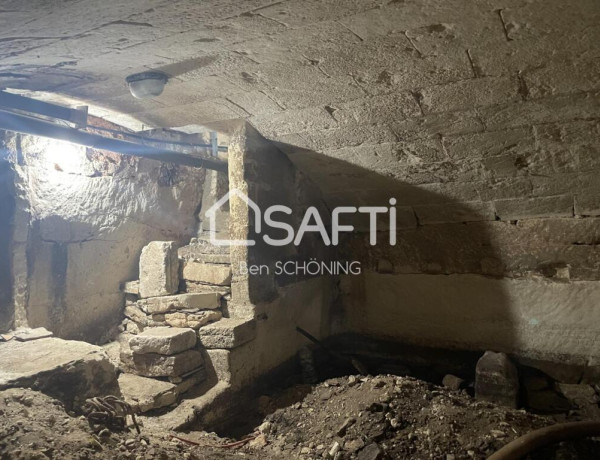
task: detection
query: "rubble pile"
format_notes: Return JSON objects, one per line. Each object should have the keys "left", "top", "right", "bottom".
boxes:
{"left": 252, "top": 374, "right": 600, "bottom": 459}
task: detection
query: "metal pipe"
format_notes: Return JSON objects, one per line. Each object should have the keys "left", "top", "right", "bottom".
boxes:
{"left": 0, "top": 110, "right": 228, "bottom": 172}
{"left": 488, "top": 421, "right": 600, "bottom": 460}
{"left": 0, "top": 91, "right": 88, "bottom": 127}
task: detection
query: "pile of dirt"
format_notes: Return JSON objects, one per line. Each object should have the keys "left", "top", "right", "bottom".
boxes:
{"left": 250, "top": 375, "right": 600, "bottom": 459}
{"left": 0, "top": 388, "right": 281, "bottom": 460}
{"left": 2, "top": 376, "right": 600, "bottom": 459}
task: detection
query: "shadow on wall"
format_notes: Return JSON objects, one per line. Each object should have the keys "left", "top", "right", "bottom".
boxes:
{"left": 265, "top": 141, "right": 517, "bottom": 357}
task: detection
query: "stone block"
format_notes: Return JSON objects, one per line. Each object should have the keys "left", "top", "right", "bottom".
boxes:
{"left": 0, "top": 337, "right": 119, "bottom": 410}
{"left": 494, "top": 195, "right": 574, "bottom": 220}
{"left": 205, "top": 344, "right": 255, "bottom": 388}
{"left": 139, "top": 241, "right": 179, "bottom": 298}
{"left": 129, "top": 327, "right": 196, "bottom": 355}
{"left": 182, "top": 261, "right": 232, "bottom": 286}
{"left": 414, "top": 201, "right": 495, "bottom": 225}
{"left": 475, "top": 351, "right": 519, "bottom": 409}
{"left": 443, "top": 127, "right": 533, "bottom": 160}
{"left": 164, "top": 310, "right": 222, "bottom": 329}
{"left": 124, "top": 305, "right": 163, "bottom": 328}
{"left": 118, "top": 373, "right": 178, "bottom": 413}
{"left": 480, "top": 92, "right": 600, "bottom": 131}
{"left": 130, "top": 349, "right": 204, "bottom": 378}
{"left": 137, "top": 292, "right": 221, "bottom": 314}
{"left": 575, "top": 194, "right": 600, "bottom": 217}
{"left": 198, "top": 318, "right": 256, "bottom": 349}
{"left": 524, "top": 58, "right": 600, "bottom": 99}
{"left": 442, "top": 374, "right": 465, "bottom": 391}
{"left": 122, "top": 280, "right": 140, "bottom": 296}
{"left": 419, "top": 76, "right": 519, "bottom": 114}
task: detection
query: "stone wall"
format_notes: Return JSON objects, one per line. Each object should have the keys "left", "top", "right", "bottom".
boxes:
{"left": 0, "top": 130, "right": 206, "bottom": 342}
{"left": 0, "top": 156, "right": 15, "bottom": 332}
{"left": 227, "top": 123, "right": 337, "bottom": 380}
{"left": 249, "top": 2, "right": 600, "bottom": 367}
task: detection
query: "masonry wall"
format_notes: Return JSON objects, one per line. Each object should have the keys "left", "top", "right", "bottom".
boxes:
{"left": 228, "top": 123, "right": 337, "bottom": 380}
{"left": 1, "top": 130, "right": 206, "bottom": 342}
{"left": 0, "top": 156, "right": 15, "bottom": 332}
{"left": 247, "top": 1, "right": 600, "bottom": 369}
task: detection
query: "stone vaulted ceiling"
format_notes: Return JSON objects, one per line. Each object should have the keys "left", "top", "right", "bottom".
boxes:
{"left": 0, "top": 0, "right": 599, "bottom": 209}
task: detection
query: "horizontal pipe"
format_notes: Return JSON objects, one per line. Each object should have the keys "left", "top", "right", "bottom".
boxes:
{"left": 90, "top": 125, "right": 228, "bottom": 152}
{"left": 0, "top": 110, "right": 228, "bottom": 172}
{"left": 0, "top": 91, "right": 87, "bottom": 127}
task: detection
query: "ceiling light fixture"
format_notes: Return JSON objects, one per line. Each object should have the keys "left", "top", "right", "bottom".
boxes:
{"left": 125, "top": 71, "right": 169, "bottom": 99}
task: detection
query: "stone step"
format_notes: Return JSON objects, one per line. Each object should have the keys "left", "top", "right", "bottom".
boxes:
{"left": 182, "top": 260, "right": 232, "bottom": 286}
{"left": 118, "top": 369, "right": 206, "bottom": 413}
{"left": 119, "top": 373, "right": 178, "bottom": 413}
{"left": 180, "top": 252, "right": 231, "bottom": 265}
{"left": 121, "top": 347, "right": 204, "bottom": 378}
{"left": 129, "top": 327, "right": 196, "bottom": 355}
{"left": 137, "top": 292, "right": 222, "bottom": 314}
{"left": 0, "top": 337, "right": 119, "bottom": 410}
{"left": 179, "top": 239, "right": 230, "bottom": 257}
{"left": 198, "top": 318, "right": 256, "bottom": 349}
{"left": 124, "top": 304, "right": 223, "bottom": 331}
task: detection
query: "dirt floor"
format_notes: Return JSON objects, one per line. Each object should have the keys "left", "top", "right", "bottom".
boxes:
{"left": 1, "top": 375, "right": 599, "bottom": 460}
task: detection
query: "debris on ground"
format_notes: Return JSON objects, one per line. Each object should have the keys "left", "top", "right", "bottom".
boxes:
{"left": 2, "top": 375, "right": 600, "bottom": 459}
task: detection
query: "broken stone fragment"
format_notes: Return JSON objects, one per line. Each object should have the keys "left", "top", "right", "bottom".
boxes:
{"left": 357, "top": 443, "right": 383, "bottom": 460}
{"left": 442, "top": 374, "right": 465, "bottom": 391}
{"left": 182, "top": 260, "right": 232, "bottom": 286}
{"left": 118, "top": 373, "right": 178, "bottom": 413}
{"left": 122, "top": 280, "right": 140, "bottom": 296}
{"left": 129, "top": 327, "right": 196, "bottom": 355}
{"left": 129, "top": 349, "right": 204, "bottom": 377}
{"left": 10, "top": 327, "right": 53, "bottom": 342}
{"left": 124, "top": 305, "right": 164, "bottom": 328}
{"left": 139, "top": 241, "right": 180, "bottom": 298}
{"left": 137, "top": 292, "right": 221, "bottom": 314}
{"left": 475, "top": 351, "right": 519, "bottom": 408}
{"left": 557, "top": 383, "right": 600, "bottom": 407}
{"left": 0, "top": 337, "right": 119, "bottom": 411}
{"left": 164, "top": 310, "right": 222, "bottom": 329}
{"left": 197, "top": 318, "right": 256, "bottom": 349}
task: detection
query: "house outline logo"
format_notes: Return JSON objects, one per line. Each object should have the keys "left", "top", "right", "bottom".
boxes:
{"left": 205, "top": 189, "right": 261, "bottom": 246}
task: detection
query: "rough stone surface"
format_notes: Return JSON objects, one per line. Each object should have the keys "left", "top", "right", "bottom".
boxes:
{"left": 2, "top": 131, "right": 205, "bottom": 342}
{"left": 182, "top": 261, "right": 232, "bottom": 286}
{"left": 0, "top": 337, "right": 119, "bottom": 410}
{"left": 137, "top": 292, "right": 221, "bottom": 314}
{"left": 129, "top": 349, "right": 204, "bottom": 378}
{"left": 118, "top": 373, "right": 178, "bottom": 413}
{"left": 139, "top": 241, "right": 180, "bottom": 298}
{"left": 198, "top": 318, "right": 256, "bottom": 349}
{"left": 1, "top": 0, "right": 600, "bottom": 376}
{"left": 129, "top": 327, "right": 197, "bottom": 355}
{"left": 475, "top": 351, "right": 519, "bottom": 409}
{"left": 442, "top": 374, "right": 465, "bottom": 391}
{"left": 204, "top": 344, "right": 255, "bottom": 388}
{"left": 122, "top": 280, "right": 140, "bottom": 296}
{"left": 164, "top": 310, "right": 222, "bottom": 329}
